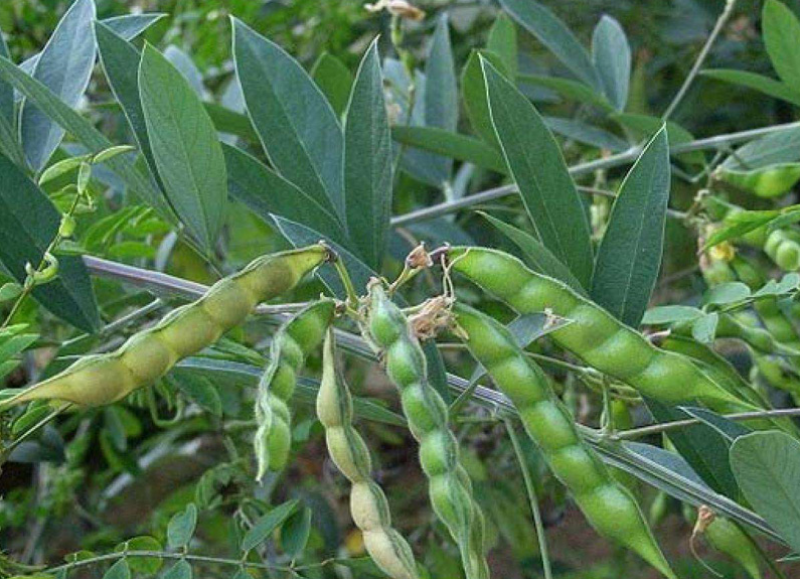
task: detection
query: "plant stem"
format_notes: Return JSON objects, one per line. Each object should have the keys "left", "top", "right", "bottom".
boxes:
{"left": 662, "top": 0, "right": 738, "bottom": 121}
{"left": 390, "top": 120, "right": 800, "bottom": 227}
{"left": 505, "top": 419, "right": 553, "bottom": 579}
{"left": 612, "top": 407, "right": 800, "bottom": 440}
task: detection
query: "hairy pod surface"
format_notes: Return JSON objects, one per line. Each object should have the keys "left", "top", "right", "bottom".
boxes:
{"left": 454, "top": 304, "right": 676, "bottom": 579}
{"left": 447, "top": 247, "right": 752, "bottom": 412}
{"left": 364, "top": 282, "right": 489, "bottom": 579}
{"left": 318, "top": 330, "right": 420, "bottom": 579}
{"left": 254, "top": 298, "right": 336, "bottom": 479}
{"left": 3, "top": 245, "right": 330, "bottom": 409}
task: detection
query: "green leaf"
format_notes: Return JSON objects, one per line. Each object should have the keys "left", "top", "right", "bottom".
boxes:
{"left": 462, "top": 49, "right": 509, "bottom": 148}
{"left": 223, "top": 144, "right": 346, "bottom": 244}
{"left": 391, "top": 126, "right": 506, "bottom": 173}
{"left": 613, "top": 112, "right": 704, "bottom": 166}
{"left": 174, "top": 373, "right": 223, "bottom": 417}
{"left": 232, "top": 18, "right": 342, "bottom": 218}
{"left": 139, "top": 44, "right": 227, "bottom": 253}
{"left": 543, "top": 116, "right": 629, "bottom": 152}
{"left": 518, "top": 73, "right": 613, "bottom": 111}
{"left": 20, "top": 0, "right": 96, "bottom": 172}
{"left": 721, "top": 126, "right": 800, "bottom": 170}
{"left": 487, "top": 13, "right": 518, "bottom": 79}
{"left": 95, "top": 22, "right": 163, "bottom": 193}
{"left": 648, "top": 399, "right": 739, "bottom": 498}
{"left": 114, "top": 536, "right": 162, "bottom": 573}
{"left": 481, "top": 212, "right": 586, "bottom": 294}
{"left": 0, "top": 55, "right": 171, "bottom": 220}
{"left": 0, "top": 282, "right": 22, "bottom": 302}
{"left": 424, "top": 15, "right": 458, "bottom": 181}
{"left": 162, "top": 561, "right": 192, "bottom": 579}
{"left": 731, "top": 431, "right": 800, "bottom": 552}
{"left": 691, "top": 312, "right": 719, "bottom": 343}
{"left": 281, "top": 507, "right": 312, "bottom": 558}
{"left": 763, "top": 0, "right": 800, "bottom": 91}
{"left": 704, "top": 209, "right": 780, "bottom": 250}
{"left": 716, "top": 162, "right": 800, "bottom": 198}
{"left": 642, "top": 305, "right": 703, "bottom": 325}
{"left": 164, "top": 46, "right": 206, "bottom": 97}
{"left": 101, "top": 13, "right": 165, "bottom": 40}
{"left": 102, "top": 560, "right": 130, "bottom": 579}
{"left": 591, "top": 15, "right": 630, "bottom": 111}
{"left": 167, "top": 503, "right": 198, "bottom": 549}
{"left": 702, "top": 69, "right": 800, "bottom": 107}
{"left": 704, "top": 282, "right": 751, "bottom": 306}
{"left": 311, "top": 52, "right": 353, "bottom": 116}
{"left": 499, "top": 0, "right": 600, "bottom": 89}
{"left": 591, "top": 126, "right": 669, "bottom": 327}
{"left": 483, "top": 58, "right": 594, "bottom": 287}
{"left": 344, "top": 40, "right": 393, "bottom": 269}
{"left": 204, "top": 103, "right": 259, "bottom": 142}
{"left": 241, "top": 500, "right": 299, "bottom": 552}
{"left": 0, "top": 28, "right": 12, "bottom": 128}
{"left": 0, "top": 154, "right": 99, "bottom": 331}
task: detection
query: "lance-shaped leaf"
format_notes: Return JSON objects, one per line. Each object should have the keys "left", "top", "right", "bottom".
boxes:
{"left": 101, "top": 13, "right": 165, "bottom": 40}
{"left": 21, "top": 0, "right": 96, "bottom": 172}
{"left": 223, "top": 143, "right": 347, "bottom": 245}
{"left": 424, "top": 15, "right": 458, "bottom": 182}
{"left": 0, "top": 153, "right": 99, "bottom": 332}
{"left": 483, "top": 58, "right": 594, "bottom": 287}
{"left": 139, "top": 44, "right": 227, "bottom": 253}
{"left": 95, "top": 22, "right": 163, "bottom": 192}
{"left": 0, "top": 55, "right": 171, "bottom": 219}
{"left": 311, "top": 52, "right": 353, "bottom": 117}
{"left": 591, "top": 15, "right": 630, "bottom": 112}
{"left": 763, "top": 0, "right": 800, "bottom": 91}
{"left": 232, "top": 18, "right": 343, "bottom": 218}
{"left": 344, "top": 40, "right": 393, "bottom": 270}
{"left": 499, "top": 0, "right": 600, "bottom": 90}
{"left": 591, "top": 126, "right": 669, "bottom": 327}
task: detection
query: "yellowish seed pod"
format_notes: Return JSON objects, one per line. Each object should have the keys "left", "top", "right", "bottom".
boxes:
{"left": 1, "top": 245, "right": 330, "bottom": 409}
{"left": 319, "top": 331, "right": 420, "bottom": 579}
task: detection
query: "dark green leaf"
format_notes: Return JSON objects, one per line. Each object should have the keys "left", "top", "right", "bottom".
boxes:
{"left": 241, "top": 500, "right": 299, "bottom": 552}
{"left": 680, "top": 407, "right": 751, "bottom": 442}
{"left": 174, "top": 373, "right": 223, "bottom": 417}
{"left": 591, "top": 126, "right": 669, "bottom": 327}
{"left": 102, "top": 560, "right": 130, "bottom": 579}
{"left": 95, "top": 22, "right": 162, "bottom": 192}
{"left": 721, "top": 126, "right": 800, "bottom": 170}
{"left": 281, "top": 507, "right": 312, "bottom": 558}
{"left": 613, "top": 113, "right": 704, "bottom": 166}
{"left": 500, "top": 0, "right": 600, "bottom": 89}
{"left": 731, "top": 431, "right": 800, "bottom": 552}
{"left": 0, "top": 56, "right": 171, "bottom": 219}
{"left": 139, "top": 44, "right": 227, "bottom": 252}
{"left": 487, "top": 13, "right": 518, "bottom": 79}
{"left": 763, "top": 0, "right": 800, "bottom": 90}
{"left": 232, "top": 18, "right": 342, "bottom": 217}
{"left": 163, "top": 561, "right": 192, "bottom": 579}
{"left": 424, "top": 15, "right": 458, "bottom": 181}
{"left": 543, "top": 116, "right": 629, "bottom": 152}
{"left": 21, "top": 0, "right": 96, "bottom": 172}
{"left": 481, "top": 212, "right": 586, "bottom": 294}
{"left": 223, "top": 144, "right": 346, "bottom": 244}
{"left": 391, "top": 126, "right": 506, "bottom": 173}
{"left": 462, "top": 49, "right": 509, "bottom": 148}
{"left": 114, "top": 536, "right": 162, "bottom": 573}
{"left": 702, "top": 69, "right": 800, "bottom": 107}
{"left": 311, "top": 52, "right": 353, "bottom": 116}
{"left": 344, "top": 40, "right": 392, "bottom": 269}
{"left": 517, "top": 73, "right": 613, "bottom": 111}
{"left": 0, "top": 27, "right": 13, "bottom": 129}
{"left": 591, "top": 15, "right": 630, "bottom": 111}
{"left": 204, "top": 103, "right": 258, "bottom": 142}
{"left": 0, "top": 154, "right": 99, "bottom": 331}
{"left": 483, "top": 59, "right": 594, "bottom": 287}
{"left": 167, "top": 503, "right": 198, "bottom": 549}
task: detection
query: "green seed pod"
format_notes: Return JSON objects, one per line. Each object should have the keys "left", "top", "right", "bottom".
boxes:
{"left": 254, "top": 298, "right": 336, "bottom": 479}
{"left": 447, "top": 247, "right": 751, "bottom": 413}
{"left": 454, "top": 304, "right": 676, "bottom": 579}
{"left": 318, "top": 330, "right": 419, "bottom": 579}
{"left": 364, "top": 282, "right": 489, "bottom": 579}
{"left": 715, "top": 162, "right": 800, "bottom": 198}
{"left": 764, "top": 229, "right": 800, "bottom": 271}
{"left": 1, "top": 245, "right": 330, "bottom": 409}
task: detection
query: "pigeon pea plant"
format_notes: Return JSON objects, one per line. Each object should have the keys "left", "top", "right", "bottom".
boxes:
{"left": 4, "top": 0, "right": 800, "bottom": 578}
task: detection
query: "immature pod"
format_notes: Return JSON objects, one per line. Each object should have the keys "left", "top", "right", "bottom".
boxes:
{"left": 1, "top": 245, "right": 330, "bottom": 409}
{"left": 674, "top": 312, "right": 800, "bottom": 357}
{"left": 690, "top": 508, "right": 763, "bottom": 579}
{"left": 715, "top": 162, "right": 800, "bottom": 199}
{"left": 317, "top": 329, "right": 419, "bottom": 579}
{"left": 743, "top": 228, "right": 800, "bottom": 271}
{"left": 254, "top": 299, "right": 336, "bottom": 479}
{"left": 446, "top": 247, "right": 752, "bottom": 413}
{"left": 364, "top": 282, "right": 489, "bottom": 579}
{"left": 454, "top": 304, "right": 676, "bottom": 579}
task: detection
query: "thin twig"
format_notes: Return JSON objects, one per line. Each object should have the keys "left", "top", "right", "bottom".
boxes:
{"left": 662, "top": 0, "right": 738, "bottom": 120}
{"left": 390, "top": 120, "right": 800, "bottom": 227}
